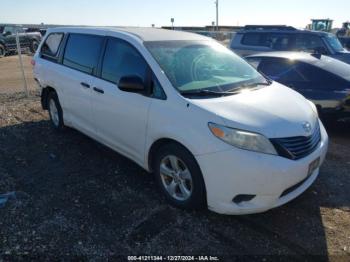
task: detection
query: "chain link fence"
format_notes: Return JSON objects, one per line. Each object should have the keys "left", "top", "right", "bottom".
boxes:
{"left": 0, "top": 35, "right": 38, "bottom": 96}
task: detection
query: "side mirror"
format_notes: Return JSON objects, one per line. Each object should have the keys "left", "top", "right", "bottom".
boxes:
{"left": 3, "top": 31, "right": 11, "bottom": 37}
{"left": 314, "top": 46, "right": 327, "bottom": 55}
{"left": 118, "top": 76, "right": 145, "bottom": 93}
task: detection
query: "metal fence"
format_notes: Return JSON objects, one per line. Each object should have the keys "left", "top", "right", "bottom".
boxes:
{"left": 0, "top": 34, "right": 35, "bottom": 96}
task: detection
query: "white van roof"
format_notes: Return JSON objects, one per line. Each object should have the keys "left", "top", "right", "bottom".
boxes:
{"left": 48, "top": 27, "right": 210, "bottom": 42}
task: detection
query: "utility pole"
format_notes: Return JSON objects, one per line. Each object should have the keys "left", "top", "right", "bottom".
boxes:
{"left": 215, "top": 0, "right": 219, "bottom": 31}
{"left": 171, "top": 18, "right": 175, "bottom": 30}
{"left": 16, "top": 32, "right": 29, "bottom": 97}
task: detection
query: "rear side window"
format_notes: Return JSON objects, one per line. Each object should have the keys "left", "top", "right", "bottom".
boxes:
{"left": 241, "top": 33, "right": 261, "bottom": 46}
{"left": 101, "top": 38, "right": 148, "bottom": 85}
{"left": 41, "top": 33, "right": 64, "bottom": 60}
{"left": 63, "top": 34, "right": 104, "bottom": 74}
{"left": 269, "top": 34, "right": 294, "bottom": 50}
{"left": 241, "top": 33, "right": 293, "bottom": 50}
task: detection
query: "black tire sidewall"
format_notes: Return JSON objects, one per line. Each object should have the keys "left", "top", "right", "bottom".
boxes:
{"left": 0, "top": 44, "right": 5, "bottom": 57}
{"left": 47, "top": 92, "right": 64, "bottom": 130}
{"left": 154, "top": 143, "right": 206, "bottom": 210}
{"left": 30, "top": 40, "right": 39, "bottom": 53}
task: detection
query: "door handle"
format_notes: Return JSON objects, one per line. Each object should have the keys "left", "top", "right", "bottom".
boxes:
{"left": 80, "top": 82, "right": 90, "bottom": 88}
{"left": 93, "top": 87, "right": 104, "bottom": 94}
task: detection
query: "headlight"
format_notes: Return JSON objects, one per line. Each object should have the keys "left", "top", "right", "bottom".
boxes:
{"left": 208, "top": 123, "right": 277, "bottom": 155}
{"left": 308, "top": 100, "right": 319, "bottom": 117}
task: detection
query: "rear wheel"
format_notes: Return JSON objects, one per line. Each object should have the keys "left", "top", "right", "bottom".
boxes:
{"left": 154, "top": 143, "right": 206, "bottom": 210}
{"left": 47, "top": 91, "right": 64, "bottom": 130}
{"left": 0, "top": 44, "right": 5, "bottom": 58}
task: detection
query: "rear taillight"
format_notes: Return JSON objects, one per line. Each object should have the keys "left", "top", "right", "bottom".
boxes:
{"left": 31, "top": 59, "right": 36, "bottom": 66}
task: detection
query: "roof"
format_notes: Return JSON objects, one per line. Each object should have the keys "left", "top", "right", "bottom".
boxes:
{"left": 49, "top": 26, "right": 211, "bottom": 42}
{"left": 246, "top": 51, "right": 350, "bottom": 81}
{"left": 238, "top": 26, "right": 329, "bottom": 36}
{"left": 246, "top": 51, "right": 321, "bottom": 61}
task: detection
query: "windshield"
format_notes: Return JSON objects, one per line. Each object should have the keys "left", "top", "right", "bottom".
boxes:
{"left": 145, "top": 40, "right": 267, "bottom": 94}
{"left": 323, "top": 34, "right": 344, "bottom": 52}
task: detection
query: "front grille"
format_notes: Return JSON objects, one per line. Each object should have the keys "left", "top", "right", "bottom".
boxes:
{"left": 271, "top": 122, "right": 321, "bottom": 160}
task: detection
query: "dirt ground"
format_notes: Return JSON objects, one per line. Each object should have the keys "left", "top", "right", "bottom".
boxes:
{"left": 0, "top": 56, "right": 38, "bottom": 94}
{"left": 0, "top": 55, "right": 349, "bottom": 261}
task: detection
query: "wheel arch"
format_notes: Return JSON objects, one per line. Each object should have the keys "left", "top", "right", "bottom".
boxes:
{"left": 147, "top": 138, "right": 198, "bottom": 173}
{"left": 41, "top": 86, "right": 56, "bottom": 110}
{"left": 147, "top": 137, "right": 208, "bottom": 207}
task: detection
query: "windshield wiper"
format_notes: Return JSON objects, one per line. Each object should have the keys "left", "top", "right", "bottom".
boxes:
{"left": 244, "top": 82, "right": 271, "bottom": 87}
{"left": 180, "top": 89, "right": 237, "bottom": 97}
{"left": 226, "top": 81, "right": 271, "bottom": 93}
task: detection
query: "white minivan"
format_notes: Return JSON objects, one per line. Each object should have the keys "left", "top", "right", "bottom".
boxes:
{"left": 33, "top": 27, "right": 328, "bottom": 215}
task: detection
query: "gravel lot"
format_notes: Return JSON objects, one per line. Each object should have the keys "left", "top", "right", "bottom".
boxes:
{"left": 0, "top": 55, "right": 349, "bottom": 260}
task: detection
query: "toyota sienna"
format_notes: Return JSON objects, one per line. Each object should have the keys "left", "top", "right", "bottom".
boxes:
{"left": 33, "top": 27, "right": 329, "bottom": 215}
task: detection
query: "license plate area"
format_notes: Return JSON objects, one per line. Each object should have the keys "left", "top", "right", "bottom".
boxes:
{"left": 308, "top": 157, "right": 320, "bottom": 177}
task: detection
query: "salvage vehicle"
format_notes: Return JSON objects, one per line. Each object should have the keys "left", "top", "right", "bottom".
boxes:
{"left": 245, "top": 52, "right": 350, "bottom": 123}
{"left": 0, "top": 25, "right": 42, "bottom": 57}
{"left": 230, "top": 25, "right": 350, "bottom": 65}
{"left": 33, "top": 27, "right": 328, "bottom": 215}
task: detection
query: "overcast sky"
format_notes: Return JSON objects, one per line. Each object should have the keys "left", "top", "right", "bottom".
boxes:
{"left": 2, "top": 0, "right": 349, "bottom": 28}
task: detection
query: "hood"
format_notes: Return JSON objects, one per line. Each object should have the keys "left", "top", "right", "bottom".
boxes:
{"left": 190, "top": 82, "right": 318, "bottom": 138}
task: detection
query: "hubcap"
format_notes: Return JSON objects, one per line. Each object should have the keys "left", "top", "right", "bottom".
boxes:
{"left": 160, "top": 155, "right": 193, "bottom": 201}
{"left": 49, "top": 99, "right": 59, "bottom": 127}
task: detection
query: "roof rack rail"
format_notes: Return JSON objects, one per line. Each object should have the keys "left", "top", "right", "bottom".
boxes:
{"left": 243, "top": 25, "right": 297, "bottom": 31}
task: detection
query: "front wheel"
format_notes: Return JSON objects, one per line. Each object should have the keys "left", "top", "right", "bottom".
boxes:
{"left": 154, "top": 143, "right": 206, "bottom": 210}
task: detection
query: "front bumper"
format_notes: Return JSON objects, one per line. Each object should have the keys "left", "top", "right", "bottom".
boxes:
{"left": 196, "top": 120, "right": 329, "bottom": 215}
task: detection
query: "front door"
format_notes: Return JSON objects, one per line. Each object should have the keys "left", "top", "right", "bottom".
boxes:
{"left": 91, "top": 37, "right": 152, "bottom": 164}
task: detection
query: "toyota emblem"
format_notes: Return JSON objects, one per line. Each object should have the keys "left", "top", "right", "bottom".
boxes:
{"left": 302, "top": 122, "right": 312, "bottom": 133}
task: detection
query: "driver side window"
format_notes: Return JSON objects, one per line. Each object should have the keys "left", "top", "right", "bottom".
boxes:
{"left": 101, "top": 38, "right": 166, "bottom": 99}
{"left": 101, "top": 38, "right": 148, "bottom": 85}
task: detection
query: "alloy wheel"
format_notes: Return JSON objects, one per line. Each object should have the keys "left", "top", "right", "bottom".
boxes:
{"left": 160, "top": 155, "right": 193, "bottom": 201}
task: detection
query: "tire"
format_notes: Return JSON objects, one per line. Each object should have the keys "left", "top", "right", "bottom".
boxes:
{"left": 30, "top": 40, "right": 39, "bottom": 53}
{"left": 47, "top": 91, "right": 64, "bottom": 130}
{"left": 153, "top": 143, "right": 206, "bottom": 210}
{"left": 0, "top": 44, "right": 5, "bottom": 58}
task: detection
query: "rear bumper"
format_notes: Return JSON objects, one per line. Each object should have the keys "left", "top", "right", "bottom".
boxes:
{"left": 196, "top": 120, "right": 329, "bottom": 215}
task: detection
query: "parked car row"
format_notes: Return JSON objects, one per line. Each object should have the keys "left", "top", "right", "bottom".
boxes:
{"left": 230, "top": 25, "right": 350, "bottom": 64}
{"left": 229, "top": 25, "right": 350, "bottom": 123}
{"left": 33, "top": 27, "right": 328, "bottom": 215}
{"left": 0, "top": 25, "right": 42, "bottom": 57}
{"left": 245, "top": 52, "right": 350, "bottom": 122}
